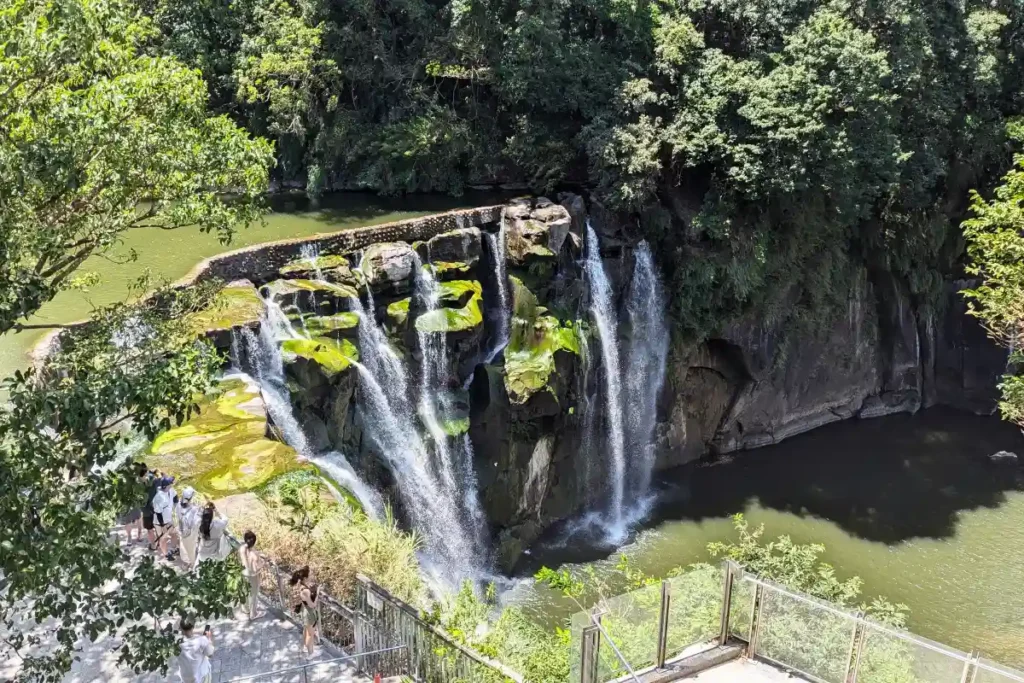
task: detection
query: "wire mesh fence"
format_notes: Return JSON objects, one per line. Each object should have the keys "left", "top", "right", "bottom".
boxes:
{"left": 571, "top": 562, "right": 1024, "bottom": 683}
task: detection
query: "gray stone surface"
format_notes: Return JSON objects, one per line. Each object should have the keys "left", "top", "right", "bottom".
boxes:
{"left": 1, "top": 608, "right": 373, "bottom": 683}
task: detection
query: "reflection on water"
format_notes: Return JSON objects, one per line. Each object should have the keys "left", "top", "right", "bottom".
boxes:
{"left": 0, "top": 191, "right": 507, "bottom": 379}
{"left": 509, "top": 408, "right": 1024, "bottom": 667}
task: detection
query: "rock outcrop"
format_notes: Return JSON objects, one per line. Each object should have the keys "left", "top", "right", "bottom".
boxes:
{"left": 165, "top": 194, "right": 1009, "bottom": 574}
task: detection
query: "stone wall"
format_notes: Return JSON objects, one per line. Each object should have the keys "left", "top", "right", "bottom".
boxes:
{"left": 178, "top": 205, "right": 504, "bottom": 287}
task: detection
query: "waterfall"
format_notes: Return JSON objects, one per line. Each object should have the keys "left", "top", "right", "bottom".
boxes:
{"left": 623, "top": 241, "right": 669, "bottom": 508}
{"left": 300, "top": 243, "right": 324, "bottom": 280}
{"left": 349, "top": 279, "right": 486, "bottom": 581}
{"left": 584, "top": 222, "right": 628, "bottom": 534}
{"left": 483, "top": 211, "right": 511, "bottom": 362}
{"left": 236, "top": 299, "right": 382, "bottom": 520}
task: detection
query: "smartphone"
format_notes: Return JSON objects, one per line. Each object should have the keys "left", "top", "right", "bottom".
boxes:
{"left": 204, "top": 624, "right": 211, "bottom": 634}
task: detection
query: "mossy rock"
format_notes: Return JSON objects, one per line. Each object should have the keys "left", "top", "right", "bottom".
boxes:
{"left": 280, "top": 254, "right": 350, "bottom": 275}
{"left": 262, "top": 278, "right": 359, "bottom": 315}
{"left": 147, "top": 377, "right": 300, "bottom": 498}
{"left": 387, "top": 298, "right": 411, "bottom": 328}
{"left": 257, "top": 467, "right": 363, "bottom": 515}
{"left": 424, "top": 261, "right": 472, "bottom": 280}
{"left": 188, "top": 281, "right": 265, "bottom": 339}
{"left": 281, "top": 337, "right": 359, "bottom": 377}
{"left": 504, "top": 277, "right": 582, "bottom": 404}
{"left": 299, "top": 312, "right": 360, "bottom": 340}
{"left": 414, "top": 280, "right": 483, "bottom": 334}
{"left": 279, "top": 255, "right": 364, "bottom": 288}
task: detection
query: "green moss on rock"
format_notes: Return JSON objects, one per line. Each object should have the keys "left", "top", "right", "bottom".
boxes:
{"left": 424, "top": 261, "right": 472, "bottom": 278}
{"left": 504, "top": 277, "right": 582, "bottom": 404}
{"left": 280, "top": 254, "right": 350, "bottom": 275}
{"left": 415, "top": 280, "right": 483, "bottom": 334}
{"left": 147, "top": 377, "right": 300, "bottom": 498}
{"left": 281, "top": 337, "right": 359, "bottom": 376}
{"left": 387, "top": 298, "right": 411, "bottom": 327}
{"left": 189, "top": 282, "right": 265, "bottom": 335}
{"left": 301, "top": 312, "right": 360, "bottom": 338}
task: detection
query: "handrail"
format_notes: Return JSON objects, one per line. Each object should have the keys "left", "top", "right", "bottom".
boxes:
{"left": 223, "top": 644, "right": 408, "bottom": 682}
{"left": 589, "top": 611, "right": 642, "bottom": 683}
{"left": 357, "top": 574, "right": 526, "bottom": 682}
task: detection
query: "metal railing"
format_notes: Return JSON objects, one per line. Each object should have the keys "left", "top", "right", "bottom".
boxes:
{"left": 233, "top": 537, "right": 521, "bottom": 682}
{"left": 573, "top": 561, "right": 1024, "bottom": 683}
{"left": 355, "top": 574, "right": 525, "bottom": 683}
{"left": 224, "top": 645, "right": 407, "bottom": 682}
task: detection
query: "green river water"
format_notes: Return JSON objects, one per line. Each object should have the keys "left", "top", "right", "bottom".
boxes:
{"left": 509, "top": 408, "right": 1024, "bottom": 668}
{"left": 0, "top": 192, "right": 489, "bottom": 379}
{"left": 8, "top": 193, "right": 1024, "bottom": 669}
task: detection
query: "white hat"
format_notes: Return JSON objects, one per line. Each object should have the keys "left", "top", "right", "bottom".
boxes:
{"left": 182, "top": 486, "right": 196, "bottom": 501}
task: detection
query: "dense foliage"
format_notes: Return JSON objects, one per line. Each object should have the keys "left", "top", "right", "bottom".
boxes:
{"left": 434, "top": 515, "right": 912, "bottom": 682}
{"left": 145, "top": 0, "right": 1024, "bottom": 335}
{"left": 0, "top": 0, "right": 272, "bottom": 679}
{"left": 963, "top": 120, "right": 1024, "bottom": 427}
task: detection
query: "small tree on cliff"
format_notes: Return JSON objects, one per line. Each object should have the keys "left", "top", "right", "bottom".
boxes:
{"left": 0, "top": 0, "right": 274, "bottom": 679}
{"left": 963, "top": 119, "right": 1024, "bottom": 428}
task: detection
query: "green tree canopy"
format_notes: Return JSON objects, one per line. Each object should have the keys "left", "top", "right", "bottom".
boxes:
{"left": 0, "top": 0, "right": 273, "bottom": 679}
{"left": 963, "top": 120, "right": 1024, "bottom": 427}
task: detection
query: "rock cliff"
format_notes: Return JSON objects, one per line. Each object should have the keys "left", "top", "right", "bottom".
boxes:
{"left": 178, "top": 195, "right": 1009, "bottom": 573}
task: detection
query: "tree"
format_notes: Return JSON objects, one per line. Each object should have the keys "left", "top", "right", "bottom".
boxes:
{"left": 0, "top": 0, "right": 274, "bottom": 333}
{"left": 0, "top": 0, "right": 273, "bottom": 680}
{"left": 962, "top": 120, "right": 1024, "bottom": 427}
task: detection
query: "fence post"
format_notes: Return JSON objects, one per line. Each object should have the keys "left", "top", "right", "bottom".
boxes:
{"left": 580, "top": 623, "right": 601, "bottom": 683}
{"left": 274, "top": 562, "right": 286, "bottom": 609}
{"left": 719, "top": 561, "right": 736, "bottom": 646}
{"left": 960, "top": 650, "right": 980, "bottom": 683}
{"left": 656, "top": 579, "right": 671, "bottom": 668}
{"left": 746, "top": 583, "right": 765, "bottom": 659}
{"left": 843, "top": 612, "right": 865, "bottom": 683}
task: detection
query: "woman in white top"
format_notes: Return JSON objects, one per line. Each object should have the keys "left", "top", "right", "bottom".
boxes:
{"left": 195, "top": 502, "right": 228, "bottom": 568}
{"left": 238, "top": 530, "right": 261, "bottom": 620}
{"left": 176, "top": 487, "right": 201, "bottom": 569}
{"left": 151, "top": 475, "right": 177, "bottom": 558}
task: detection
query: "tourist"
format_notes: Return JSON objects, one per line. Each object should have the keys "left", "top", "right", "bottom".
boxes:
{"left": 140, "top": 465, "right": 158, "bottom": 548}
{"left": 151, "top": 474, "right": 177, "bottom": 558}
{"left": 177, "top": 487, "right": 201, "bottom": 569}
{"left": 195, "top": 502, "right": 229, "bottom": 567}
{"left": 118, "top": 462, "right": 149, "bottom": 544}
{"left": 289, "top": 566, "right": 320, "bottom": 655}
{"left": 177, "top": 617, "right": 215, "bottom": 683}
{"left": 238, "top": 530, "right": 262, "bottom": 620}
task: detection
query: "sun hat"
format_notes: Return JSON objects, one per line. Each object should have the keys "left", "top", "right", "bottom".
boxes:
{"left": 182, "top": 486, "right": 196, "bottom": 501}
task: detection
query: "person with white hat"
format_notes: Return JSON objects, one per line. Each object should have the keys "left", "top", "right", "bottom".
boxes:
{"left": 177, "top": 486, "right": 201, "bottom": 569}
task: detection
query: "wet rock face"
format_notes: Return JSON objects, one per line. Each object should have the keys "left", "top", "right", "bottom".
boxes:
{"left": 362, "top": 242, "right": 418, "bottom": 294}
{"left": 189, "top": 279, "right": 265, "bottom": 350}
{"left": 417, "top": 227, "right": 482, "bottom": 266}
{"left": 169, "top": 195, "right": 1009, "bottom": 574}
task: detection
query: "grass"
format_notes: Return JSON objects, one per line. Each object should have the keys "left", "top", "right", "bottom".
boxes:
{"left": 230, "top": 475, "right": 426, "bottom": 604}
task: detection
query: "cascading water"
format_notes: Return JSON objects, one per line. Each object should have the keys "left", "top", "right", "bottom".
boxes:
{"left": 483, "top": 211, "right": 511, "bottom": 362}
{"left": 348, "top": 276, "right": 486, "bottom": 582}
{"left": 623, "top": 241, "right": 669, "bottom": 508}
{"left": 299, "top": 243, "right": 324, "bottom": 280}
{"left": 237, "top": 298, "right": 383, "bottom": 520}
{"left": 584, "top": 222, "right": 628, "bottom": 535}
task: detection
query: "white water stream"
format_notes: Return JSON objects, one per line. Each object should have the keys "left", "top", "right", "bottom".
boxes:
{"left": 584, "top": 222, "right": 629, "bottom": 536}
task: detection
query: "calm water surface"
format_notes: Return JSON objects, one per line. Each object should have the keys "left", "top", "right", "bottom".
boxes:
{"left": 1, "top": 192, "right": 502, "bottom": 378}
{"left": 508, "top": 408, "right": 1024, "bottom": 667}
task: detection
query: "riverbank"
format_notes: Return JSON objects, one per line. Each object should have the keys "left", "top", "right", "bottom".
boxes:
{"left": 507, "top": 407, "right": 1024, "bottom": 667}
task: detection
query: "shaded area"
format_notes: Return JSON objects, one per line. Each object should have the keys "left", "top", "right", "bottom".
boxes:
{"left": 519, "top": 408, "right": 1024, "bottom": 573}
{"left": 268, "top": 190, "right": 513, "bottom": 229}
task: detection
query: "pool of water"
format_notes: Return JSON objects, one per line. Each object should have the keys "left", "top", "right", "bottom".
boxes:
{"left": 507, "top": 408, "right": 1024, "bottom": 668}
{"left": 0, "top": 192, "right": 503, "bottom": 379}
